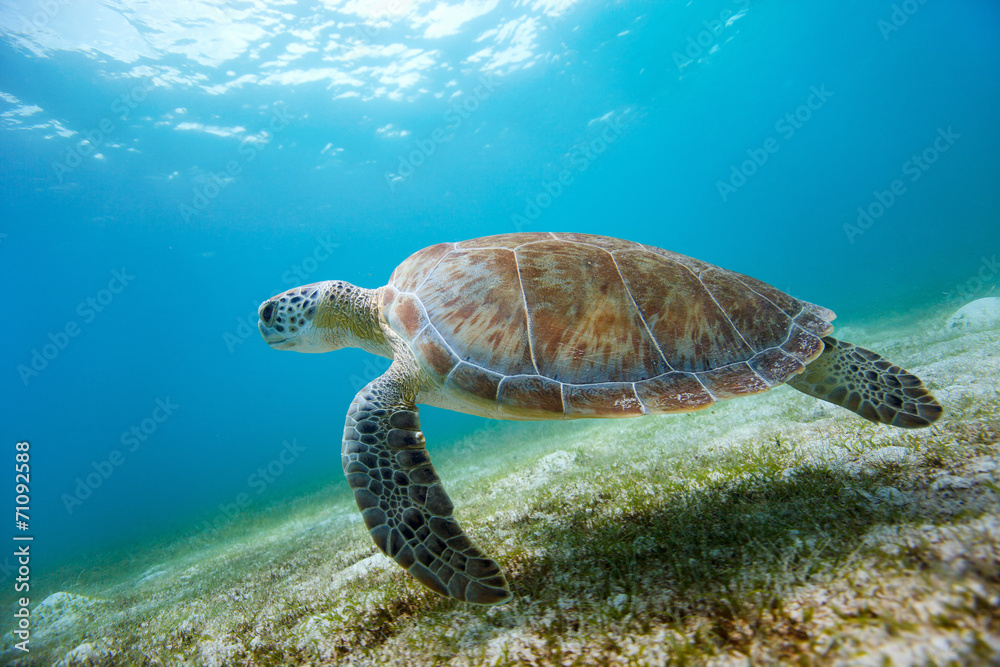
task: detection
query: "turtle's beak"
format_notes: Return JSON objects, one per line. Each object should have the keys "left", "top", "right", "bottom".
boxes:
{"left": 258, "top": 319, "right": 292, "bottom": 348}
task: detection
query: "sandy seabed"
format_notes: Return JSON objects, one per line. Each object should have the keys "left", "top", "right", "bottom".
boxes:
{"left": 3, "top": 299, "right": 999, "bottom": 666}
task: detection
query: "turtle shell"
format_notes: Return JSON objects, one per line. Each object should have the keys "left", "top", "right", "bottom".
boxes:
{"left": 381, "top": 232, "right": 834, "bottom": 419}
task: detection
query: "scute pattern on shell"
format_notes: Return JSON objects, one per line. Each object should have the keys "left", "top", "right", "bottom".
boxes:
{"left": 384, "top": 233, "right": 834, "bottom": 418}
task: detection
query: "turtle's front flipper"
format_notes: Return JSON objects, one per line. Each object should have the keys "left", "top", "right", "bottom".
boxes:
{"left": 343, "top": 369, "right": 511, "bottom": 604}
{"left": 787, "top": 336, "right": 942, "bottom": 428}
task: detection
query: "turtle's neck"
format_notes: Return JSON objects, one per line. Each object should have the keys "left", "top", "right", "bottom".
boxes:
{"left": 341, "top": 284, "right": 394, "bottom": 360}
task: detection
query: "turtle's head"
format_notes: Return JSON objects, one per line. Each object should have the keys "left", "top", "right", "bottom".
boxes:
{"left": 258, "top": 280, "right": 381, "bottom": 354}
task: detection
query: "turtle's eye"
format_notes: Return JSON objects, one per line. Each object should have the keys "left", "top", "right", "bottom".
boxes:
{"left": 261, "top": 302, "right": 275, "bottom": 324}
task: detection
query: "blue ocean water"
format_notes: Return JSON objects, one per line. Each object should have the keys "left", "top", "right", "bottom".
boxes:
{"left": 0, "top": 0, "right": 997, "bottom": 578}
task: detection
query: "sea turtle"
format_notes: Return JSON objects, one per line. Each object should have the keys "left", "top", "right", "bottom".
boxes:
{"left": 257, "top": 232, "right": 942, "bottom": 604}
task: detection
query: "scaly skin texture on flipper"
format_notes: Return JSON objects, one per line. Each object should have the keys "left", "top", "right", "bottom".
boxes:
{"left": 787, "top": 336, "right": 943, "bottom": 428}
{"left": 342, "top": 361, "right": 511, "bottom": 604}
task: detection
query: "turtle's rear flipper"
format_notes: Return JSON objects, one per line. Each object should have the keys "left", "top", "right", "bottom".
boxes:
{"left": 787, "top": 336, "right": 942, "bottom": 428}
{"left": 343, "top": 369, "right": 511, "bottom": 604}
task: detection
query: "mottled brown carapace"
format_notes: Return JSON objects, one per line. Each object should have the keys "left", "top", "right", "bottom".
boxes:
{"left": 383, "top": 232, "right": 833, "bottom": 419}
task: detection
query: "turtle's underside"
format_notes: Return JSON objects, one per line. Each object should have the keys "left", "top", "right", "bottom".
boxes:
{"left": 259, "top": 232, "right": 942, "bottom": 604}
